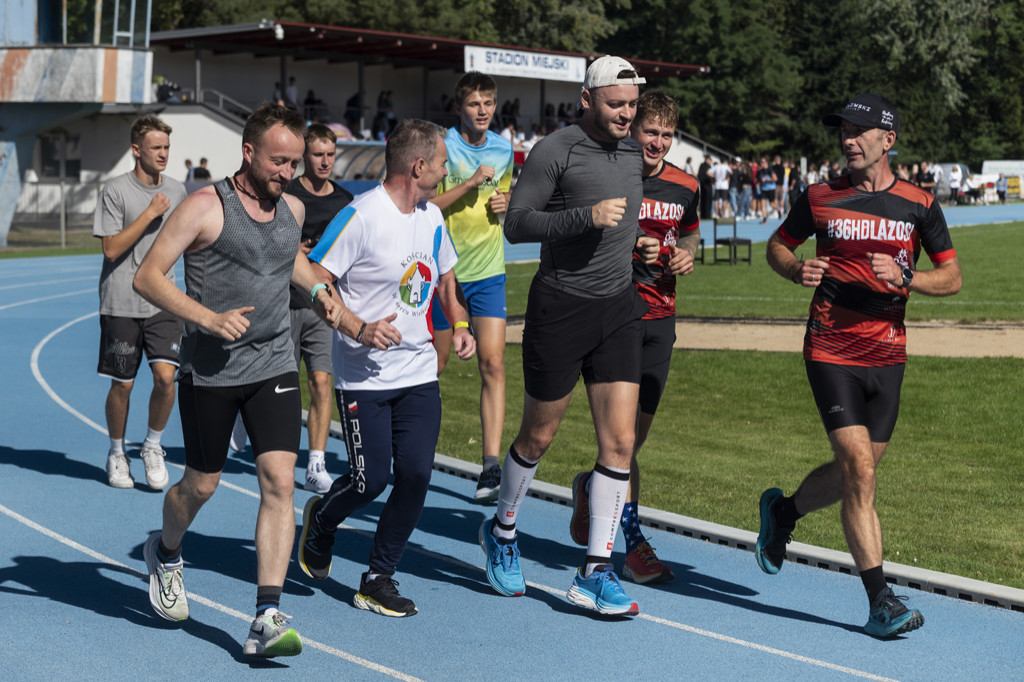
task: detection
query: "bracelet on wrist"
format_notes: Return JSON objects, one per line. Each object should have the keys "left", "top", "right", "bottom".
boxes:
{"left": 310, "top": 282, "right": 328, "bottom": 305}
{"left": 355, "top": 321, "right": 367, "bottom": 343}
{"left": 454, "top": 321, "right": 470, "bottom": 331}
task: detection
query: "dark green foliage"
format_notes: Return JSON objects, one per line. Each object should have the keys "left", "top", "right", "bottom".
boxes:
{"left": 154, "top": 0, "right": 1021, "bottom": 168}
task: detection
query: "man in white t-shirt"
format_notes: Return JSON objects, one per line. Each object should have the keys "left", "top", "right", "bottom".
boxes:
{"left": 947, "top": 163, "right": 962, "bottom": 206}
{"left": 930, "top": 162, "right": 943, "bottom": 197}
{"left": 298, "top": 119, "right": 476, "bottom": 618}
{"left": 710, "top": 157, "right": 732, "bottom": 217}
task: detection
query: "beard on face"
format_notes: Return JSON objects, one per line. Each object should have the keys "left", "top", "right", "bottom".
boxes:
{"left": 247, "top": 163, "right": 284, "bottom": 199}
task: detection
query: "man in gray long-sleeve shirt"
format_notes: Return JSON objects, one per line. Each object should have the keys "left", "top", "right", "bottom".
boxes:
{"left": 479, "top": 56, "right": 682, "bottom": 617}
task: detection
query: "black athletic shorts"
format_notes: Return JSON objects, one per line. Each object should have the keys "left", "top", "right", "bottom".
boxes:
{"left": 638, "top": 316, "right": 677, "bottom": 416}
{"left": 805, "top": 361, "right": 905, "bottom": 442}
{"left": 177, "top": 371, "right": 301, "bottom": 473}
{"left": 522, "top": 279, "right": 645, "bottom": 402}
{"left": 97, "top": 310, "right": 182, "bottom": 381}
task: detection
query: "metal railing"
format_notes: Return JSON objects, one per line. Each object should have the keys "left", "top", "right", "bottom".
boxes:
{"left": 176, "top": 88, "right": 253, "bottom": 119}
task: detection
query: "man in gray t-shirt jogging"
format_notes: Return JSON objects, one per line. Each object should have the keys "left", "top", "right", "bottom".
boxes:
{"left": 479, "top": 56, "right": 679, "bottom": 617}
{"left": 93, "top": 114, "right": 186, "bottom": 491}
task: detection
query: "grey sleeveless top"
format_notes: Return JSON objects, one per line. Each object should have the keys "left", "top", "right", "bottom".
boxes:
{"left": 179, "top": 177, "right": 300, "bottom": 386}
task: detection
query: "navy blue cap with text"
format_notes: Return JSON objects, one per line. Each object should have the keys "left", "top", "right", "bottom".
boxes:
{"left": 822, "top": 93, "right": 900, "bottom": 137}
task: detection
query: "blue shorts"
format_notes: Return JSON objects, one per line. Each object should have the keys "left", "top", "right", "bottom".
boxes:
{"left": 431, "top": 273, "right": 507, "bottom": 331}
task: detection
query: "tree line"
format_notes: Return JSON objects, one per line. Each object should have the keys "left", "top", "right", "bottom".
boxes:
{"left": 156, "top": 0, "right": 1024, "bottom": 169}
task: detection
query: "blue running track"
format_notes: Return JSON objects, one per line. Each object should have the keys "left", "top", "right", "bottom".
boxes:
{"left": 1, "top": 208, "right": 1022, "bottom": 679}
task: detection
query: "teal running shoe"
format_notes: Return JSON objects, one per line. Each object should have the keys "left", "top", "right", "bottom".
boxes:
{"left": 755, "top": 487, "right": 794, "bottom": 574}
{"left": 864, "top": 587, "right": 924, "bottom": 638}
{"left": 479, "top": 518, "right": 526, "bottom": 596}
{"left": 566, "top": 565, "right": 639, "bottom": 616}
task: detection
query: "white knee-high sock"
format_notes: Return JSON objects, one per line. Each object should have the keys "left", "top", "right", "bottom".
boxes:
{"left": 585, "top": 464, "right": 630, "bottom": 576}
{"left": 492, "top": 444, "right": 538, "bottom": 540}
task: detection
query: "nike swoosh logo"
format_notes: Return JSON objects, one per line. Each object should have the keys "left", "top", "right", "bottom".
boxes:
{"left": 274, "top": 385, "right": 298, "bottom": 394}
{"left": 251, "top": 624, "right": 265, "bottom": 636}
{"left": 160, "top": 589, "right": 177, "bottom": 609}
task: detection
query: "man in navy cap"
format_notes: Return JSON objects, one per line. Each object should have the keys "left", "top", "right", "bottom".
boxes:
{"left": 755, "top": 93, "right": 962, "bottom": 638}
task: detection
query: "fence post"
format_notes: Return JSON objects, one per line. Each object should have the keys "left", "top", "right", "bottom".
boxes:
{"left": 59, "top": 180, "right": 66, "bottom": 249}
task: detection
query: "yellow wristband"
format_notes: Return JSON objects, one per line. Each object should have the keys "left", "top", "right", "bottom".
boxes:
{"left": 454, "top": 321, "right": 470, "bottom": 330}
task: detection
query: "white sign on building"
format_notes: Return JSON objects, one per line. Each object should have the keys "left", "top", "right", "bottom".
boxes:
{"left": 464, "top": 46, "right": 586, "bottom": 83}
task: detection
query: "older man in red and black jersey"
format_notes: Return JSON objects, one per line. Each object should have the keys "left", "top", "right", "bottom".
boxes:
{"left": 756, "top": 93, "right": 962, "bottom": 638}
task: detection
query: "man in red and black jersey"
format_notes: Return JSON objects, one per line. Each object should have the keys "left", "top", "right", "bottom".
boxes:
{"left": 757, "top": 93, "right": 962, "bottom": 638}
{"left": 568, "top": 90, "right": 698, "bottom": 586}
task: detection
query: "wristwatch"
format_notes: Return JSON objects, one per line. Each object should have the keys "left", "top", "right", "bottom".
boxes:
{"left": 900, "top": 266, "right": 914, "bottom": 288}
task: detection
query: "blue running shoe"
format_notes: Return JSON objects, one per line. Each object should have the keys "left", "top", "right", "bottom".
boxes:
{"left": 479, "top": 518, "right": 525, "bottom": 596}
{"left": 755, "top": 487, "right": 794, "bottom": 575}
{"left": 566, "top": 565, "right": 639, "bottom": 616}
{"left": 864, "top": 587, "right": 924, "bottom": 638}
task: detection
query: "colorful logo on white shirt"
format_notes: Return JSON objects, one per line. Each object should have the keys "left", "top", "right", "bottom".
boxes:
{"left": 400, "top": 261, "right": 432, "bottom": 308}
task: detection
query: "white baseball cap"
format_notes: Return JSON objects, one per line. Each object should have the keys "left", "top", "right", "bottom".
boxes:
{"left": 583, "top": 55, "right": 646, "bottom": 90}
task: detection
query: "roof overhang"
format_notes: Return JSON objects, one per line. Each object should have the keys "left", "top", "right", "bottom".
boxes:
{"left": 150, "top": 21, "right": 709, "bottom": 79}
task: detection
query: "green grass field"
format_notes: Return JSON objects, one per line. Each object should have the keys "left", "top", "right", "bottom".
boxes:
{"left": 443, "top": 221, "right": 1024, "bottom": 590}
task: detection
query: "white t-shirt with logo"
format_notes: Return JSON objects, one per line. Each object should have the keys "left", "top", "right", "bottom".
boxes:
{"left": 310, "top": 184, "right": 457, "bottom": 391}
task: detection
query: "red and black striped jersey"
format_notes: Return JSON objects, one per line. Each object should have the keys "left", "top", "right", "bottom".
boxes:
{"left": 632, "top": 161, "right": 700, "bottom": 319}
{"left": 778, "top": 175, "right": 956, "bottom": 367}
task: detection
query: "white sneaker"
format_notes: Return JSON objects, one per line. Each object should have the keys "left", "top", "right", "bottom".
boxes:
{"left": 143, "top": 531, "right": 188, "bottom": 621}
{"left": 139, "top": 444, "right": 170, "bottom": 490}
{"left": 243, "top": 609, "right": 302, "bottom": 657}
{"left": 304, "top": 458, "right": 333, "bottom": 494}
{"left": 106, "top": 452, "right": 134, "bottom": 488}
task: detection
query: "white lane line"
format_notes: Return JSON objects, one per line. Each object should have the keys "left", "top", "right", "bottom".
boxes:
{"left": 0, "top": 502, "right": 424, "bottom": 681}
{"left": 29, "top": 311, "right": 897, "bottom": 681}
{"left": 640, "top": 613, "right": 899, "bottom": 681}
{"left": 30, "top": 311, "right": 107, "bottom": 434}
{"left": 0, "top": 288, "right": 94, "bottom": 311}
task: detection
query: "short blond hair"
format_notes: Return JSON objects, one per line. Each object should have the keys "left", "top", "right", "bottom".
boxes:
{"left": 130, "top": 114, "right": 172, "bottom": 146}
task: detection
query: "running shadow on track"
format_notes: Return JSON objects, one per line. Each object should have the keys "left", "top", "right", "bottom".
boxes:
{"left": 0, "top": 555, "right": 264, "bottom": 662}
{"left": 0, "top": 445, "right": 110, "bottom": 486}
{"left": 0, "top": 445, "right": 180, "bottom": 494}
{"left": 639, "top": 560, "right": 862, "bottom": 633}
{"left": 127, "top": 532, "right": 317, "bottom": 601}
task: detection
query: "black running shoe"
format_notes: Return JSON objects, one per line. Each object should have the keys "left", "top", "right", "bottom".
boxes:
{"left": 474, "top": 465, "right": 501, "bottom": 503}
{"left": 353, "top": 573, "right": 418, "bottom": 617}
{"left": 298, "top": 496, "right": 335, "bottom": 580}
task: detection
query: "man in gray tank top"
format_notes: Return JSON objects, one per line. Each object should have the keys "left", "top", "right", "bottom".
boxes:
{"left": 479, "top": 56, "right": 664, "bottom": 617}
{"left": 134, "top": 103, "right": 340, "bottom": 658}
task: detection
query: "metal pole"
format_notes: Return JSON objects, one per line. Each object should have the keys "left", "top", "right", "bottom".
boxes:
{"left": 280, "top": 55, "right": 287, "bottom": 104}
{"left": 144, "top": 0, "right": 152, "bottom": 47}
{"left": 128, "top": 0, "right": 136, "bottom": 47}
{"left": 59, "top": 180, "right": 67, "bottom": 249}
{"left": 113, "top": 0, "right": 121, "bottom": 44}
{"left": 194, "top": 48, "right": 202, "bottom": 103}
{"left": 93, "top": 0, "right": 103, "bottom": 45}
{"left": 358, "top": 60, "right": 365, "bottom": 135}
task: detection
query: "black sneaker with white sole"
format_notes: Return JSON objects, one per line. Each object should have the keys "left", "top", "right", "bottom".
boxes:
{"left": 353, "top": 573, "right": 418, "bottom": 617}
{"left": 474, "top": 465, "right": 501, "bottom": 503}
